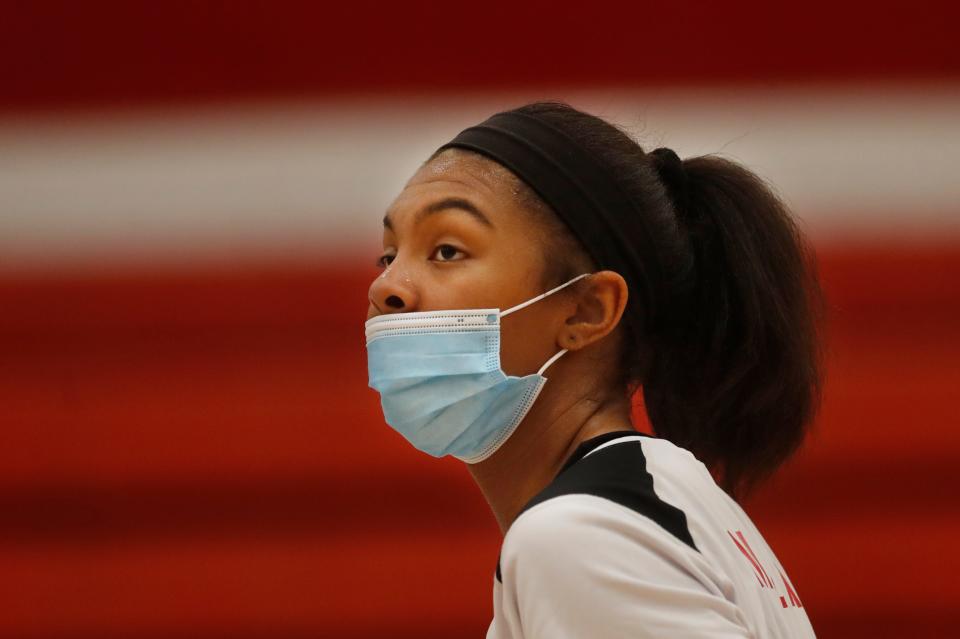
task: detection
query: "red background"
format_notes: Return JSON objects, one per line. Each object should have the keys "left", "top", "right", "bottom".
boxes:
{"left": 1, "top": 2, "right": 959, "bottom": 637}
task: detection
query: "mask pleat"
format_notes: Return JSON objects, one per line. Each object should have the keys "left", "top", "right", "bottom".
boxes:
{"left": 378, "top": 370, "right": 505, "bottom": 422}
{"left": 436, "top": 376, "right": 545, "bottom": 459}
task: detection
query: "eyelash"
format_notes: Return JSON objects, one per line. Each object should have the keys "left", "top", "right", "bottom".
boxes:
{"left": 433, "top": 244, "right": 463, "bottom": 262}
{"left": 376, "top": 244, "right": 465, "bottom": 268}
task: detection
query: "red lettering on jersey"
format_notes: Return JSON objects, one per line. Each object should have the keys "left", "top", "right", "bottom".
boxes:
{"left": 736, "top": 530, "right": 776, "bottom": 588}
{"left": 779, "top": 568, "right": 804, "bottom": 608}
{"left": 728, "top": 529, "right": 804, "bottom": 612}
{"left": 727, "top": 530, "right": 775, "bottom": 588}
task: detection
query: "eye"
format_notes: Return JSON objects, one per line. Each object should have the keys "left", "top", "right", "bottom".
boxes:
{"left": 432, "top": 244, "right": 465, "bottom": 262}
{"left": 375, "top": 253, "right": 395, "bottom": 269}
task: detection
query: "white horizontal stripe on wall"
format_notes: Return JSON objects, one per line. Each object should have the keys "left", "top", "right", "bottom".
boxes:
{"left": 2, "top": 83, "right": 959, "bottom": 270}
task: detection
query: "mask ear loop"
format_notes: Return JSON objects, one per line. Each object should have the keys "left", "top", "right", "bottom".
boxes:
{"left": 537, "top": 348, "right": 568, "bottom": 376}
{"left": 499, "top": 273, "right": 592, "bottom": 318}
{"left": 498, "top": 272, "right": 592, "bottom": 378}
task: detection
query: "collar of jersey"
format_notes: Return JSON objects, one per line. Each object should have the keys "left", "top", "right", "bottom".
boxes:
{"left": 557, "top": 428, "right": 652, "bottom": 475}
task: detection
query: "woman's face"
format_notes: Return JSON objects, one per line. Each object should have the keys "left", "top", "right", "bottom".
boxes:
{"left": 367, "top": 149, "right": 575, "bottom": 377}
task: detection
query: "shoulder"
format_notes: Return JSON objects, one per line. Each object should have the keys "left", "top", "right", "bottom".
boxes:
{"left": 491, "top": 436, "right": 760, "bottom": 637}
{"left": 519, "top": 434, "right": 699, "bottom": 552}
{"left": 502, "top": 492, "right": 696, "bottom": 570}
{"left": 497, "top": 495, "right": 751, "bottom": 638}
{"left": 495, "top": 435, "right": 706, "bottom": 583}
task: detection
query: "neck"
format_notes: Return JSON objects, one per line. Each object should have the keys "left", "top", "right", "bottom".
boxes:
{"left": 465, "top": 361, "right": 634, "bottom": 534}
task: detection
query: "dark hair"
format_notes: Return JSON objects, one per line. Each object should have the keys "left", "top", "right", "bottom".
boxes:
{"left": 433, "top": 101, "right": 826, "bottom": 499}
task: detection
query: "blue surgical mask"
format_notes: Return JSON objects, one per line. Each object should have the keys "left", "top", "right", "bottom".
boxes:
{"left": 365, "top": 273, "right": 591, "bottom": 463}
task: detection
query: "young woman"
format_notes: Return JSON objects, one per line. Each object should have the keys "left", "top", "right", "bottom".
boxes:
{"left": 365, "top": 101, "right": 824, "bottom": 638}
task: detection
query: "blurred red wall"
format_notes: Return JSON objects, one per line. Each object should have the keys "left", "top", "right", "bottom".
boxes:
{"left": 1, "top": 2, "right": 959, "bottom": 637}
{"left": 1, "top": 245, "right": 958, "bottom": 638}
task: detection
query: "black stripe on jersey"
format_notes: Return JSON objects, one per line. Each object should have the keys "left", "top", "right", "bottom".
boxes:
{"left": 495, "top": 429, "right": 697, "bottom": 583}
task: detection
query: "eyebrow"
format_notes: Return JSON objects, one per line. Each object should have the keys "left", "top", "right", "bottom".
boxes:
{"left": 382, "top": 197, "right": 494, "bottom": 231}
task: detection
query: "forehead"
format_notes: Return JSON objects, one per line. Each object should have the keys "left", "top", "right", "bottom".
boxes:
{"left": 417, "top": 148, "right": 518, "bottom": 190}
{"left": 390, "top": 149, "right": 526, "bottom": 216}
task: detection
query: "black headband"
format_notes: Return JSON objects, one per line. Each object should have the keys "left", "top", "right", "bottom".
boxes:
{"left": 435, "top": 110, "right": 663, "bottom": 332}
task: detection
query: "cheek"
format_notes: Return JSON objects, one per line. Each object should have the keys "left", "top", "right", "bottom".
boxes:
{"left": 498, "top": 308, "right": 559, "bottom": 377}
{"left": 421, "top": 263, "right": 507, "bottom": 311}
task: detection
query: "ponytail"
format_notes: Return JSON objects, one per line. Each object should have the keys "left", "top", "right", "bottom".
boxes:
{"left": 642, "top": 154, "right": 826, "bottom": 498}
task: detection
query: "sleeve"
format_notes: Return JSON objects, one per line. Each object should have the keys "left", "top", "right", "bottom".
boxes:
{"left": 496, "top": 495, "right": 753, "bottom": 639}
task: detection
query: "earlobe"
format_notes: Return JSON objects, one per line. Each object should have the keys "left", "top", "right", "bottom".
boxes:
{"left": 561, "top": 270, "right": 629, "bottom": 350}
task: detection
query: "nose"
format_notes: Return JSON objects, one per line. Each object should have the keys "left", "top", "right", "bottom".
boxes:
{"left": 367, "top": 267, "right": 419, "bottom": 317}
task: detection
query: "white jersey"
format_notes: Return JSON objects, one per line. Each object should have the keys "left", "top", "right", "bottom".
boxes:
{"left": 488, "top": 430, "right": 814, "bottom": 638}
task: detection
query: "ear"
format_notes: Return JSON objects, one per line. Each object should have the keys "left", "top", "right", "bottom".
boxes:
{"left": 559, "top": 271, "right": 629, "bottom": 351}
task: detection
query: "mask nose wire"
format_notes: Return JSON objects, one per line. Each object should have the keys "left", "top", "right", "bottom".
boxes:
{"left": 498, "top": 273, "right": 591, "bottom": 318}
